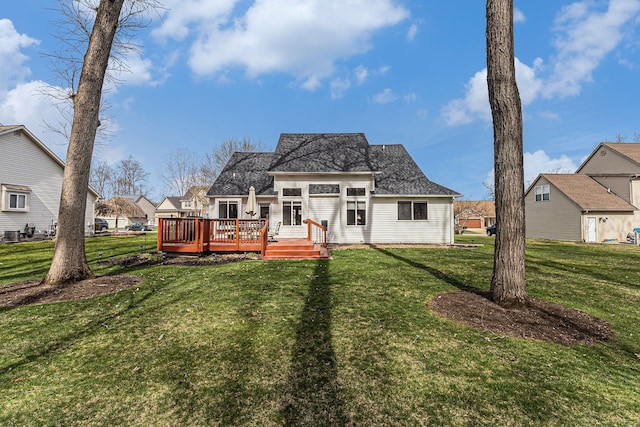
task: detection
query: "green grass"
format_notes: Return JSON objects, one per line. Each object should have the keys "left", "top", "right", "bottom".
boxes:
{"left": 1, "top": 234, "right": 639, "bottom": 426}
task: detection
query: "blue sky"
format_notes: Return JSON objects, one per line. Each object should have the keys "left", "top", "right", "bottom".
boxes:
{"left": 2, "top": 0, "right": 640, "bottom": 201}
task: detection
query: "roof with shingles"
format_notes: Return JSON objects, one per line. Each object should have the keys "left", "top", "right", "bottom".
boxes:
{"left": 539, "top": 174, "right": 636, "bottom": 211}
{"left": 602, "top": 143, "right": 640, "bottom": 165}
{"left": 207, "top": 133, "right": 459, "bottom": 197}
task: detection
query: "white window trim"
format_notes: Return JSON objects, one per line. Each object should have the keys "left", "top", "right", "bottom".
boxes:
{"left": 2, "top": 184, "right": 31, "bottom": 212}
{"left": 535, "top": 185, "right": 550, "bottom": 202}
{"left": 397, "top": 201, "right": 429, "bottom": 221}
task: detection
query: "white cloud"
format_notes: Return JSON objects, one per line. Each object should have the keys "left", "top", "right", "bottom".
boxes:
{"left": 545, "top": 0, "right": 640, "bottom": 97}
{"left": 484, "top": 149, "right": 578, "bottom": 190}
{"left": 354, "top": 65, "right": 369, "bottom": 85}
{"left": 372, "top": 88, "right": 397, "bottom": 104}
{"left": 514, "top": 8, "right": 526, "bottom": 24}
{"left": 443, "top": 0, "right": 640, "bottom": 126}
{"left": 0, "top": 19, "right": 39, "bottom": 90}
{"left": 407, "top": 22, "right": 419, "bottom": 41}
{"left": 330, "top": 77, "right": 351, "bottom": 99}
{"left": 155, "top": 0, "right": 409, "bottom": 89}
{"left": 404, "top": 92, "right": 417, "bottom": 103}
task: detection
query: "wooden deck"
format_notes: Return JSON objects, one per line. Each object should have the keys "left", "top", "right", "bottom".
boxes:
{"left": 157, "top": 218, "right": 329, "bottom": 259}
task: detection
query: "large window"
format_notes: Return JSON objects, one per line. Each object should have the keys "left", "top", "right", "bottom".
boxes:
{"left": 218, "top": 201, "right": 238, "bottom": 218}
{"left": 398, "top": 201, "right": 428, "bottom": 221}
{"left": 283, "top": 201, "right": 302, "bottom": 225}
{"left": 535, "top": 185, "right": 550, "bottom": 202}
{"left": 347, "top": 201, "right": 366, "bottom": 225}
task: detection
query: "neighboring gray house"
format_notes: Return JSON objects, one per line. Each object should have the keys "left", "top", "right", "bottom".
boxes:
{"left": 526, "top": 142, "right": 640, "bottom": 242}
{"left": 0, "top": 125, "right": 99, "bottom": 237}
{"left": 206, "top": 133, "right": 461, "bottom": 244}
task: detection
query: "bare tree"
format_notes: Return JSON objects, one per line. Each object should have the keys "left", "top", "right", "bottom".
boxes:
{"left": 486, "top": 0, "right": 528, "bottom": 307}
{"left": 90, "top": 159, "right": 114, "bottom": 198}
{"left": 200, "top": 137, "right": 265, "bottom": 184}
{"left": 43, "top": 0, "right": 160, "bottom": 286}
{"left": 113, "top": 155, "right": 150, "bottom": 195}
{"left": 160, "top": 148, "right": 202, "bottom": 196}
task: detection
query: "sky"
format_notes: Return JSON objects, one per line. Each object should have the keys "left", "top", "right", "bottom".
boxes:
{"left": 2, "top": 0, "right": 640, "bottom": 202}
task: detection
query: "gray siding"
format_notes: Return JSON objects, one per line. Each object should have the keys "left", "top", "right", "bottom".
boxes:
{"left": 579, "top": 148, "right": 640, "bottom": 174}
{"left": 525, "top": 177, "right": 582, "bottom": 241}
{"left": 0, "top": 129, "right": 95, "bottom": 235}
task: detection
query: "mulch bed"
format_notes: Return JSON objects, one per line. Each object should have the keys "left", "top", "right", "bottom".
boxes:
{"left": 429, "top": 290, "right": 612, "bottom": 346}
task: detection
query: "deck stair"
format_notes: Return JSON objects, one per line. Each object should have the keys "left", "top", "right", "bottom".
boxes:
{"left": 262, "top": 238, "right": 330, "bottom": 260}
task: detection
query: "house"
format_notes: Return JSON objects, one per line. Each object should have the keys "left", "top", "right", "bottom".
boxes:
{"left": 95, "top": 196, "right": 149, "bottom": 229}
{"left": 454, "top": 200, "right": 496, "bottom": 230}
{"left": 0, "top": 125, "right": 98, "bottom": 238}
{"left": 155, "top": 196, "right": 183, "bottom": 222}
{"left": 206, "top": 133, "right": 461, "bottom": 244}
{"left": 525, "top": 142, "right": 640, "bottom": 242}
{"left": 180, "top": 185, "right": 209, "bottom": 217}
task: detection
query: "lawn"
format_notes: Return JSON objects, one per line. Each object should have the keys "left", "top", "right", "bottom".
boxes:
{"left": 1, "top": 234, "right": 639, "bottom": 426}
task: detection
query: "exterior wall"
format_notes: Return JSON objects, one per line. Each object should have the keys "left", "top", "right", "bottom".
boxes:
{"left": 525, "top": 178, "right": 583, "bottom": 241}
{"left": 579, "top": 147, "right": 640, "bottom": 175}
{"left": 0, "top": 129, "right": 95, "bottom": 235}
{"left": 135, "top": 196, "right": 157, "bottom": 225}
{"left": 631, "top": 179, "right": 640, "bottom": 208}
{"left": 208, "top": 173, "right": 456, "bottom": 244}
{"left": 584, "top": 211, "right": 640, "bottom": 242}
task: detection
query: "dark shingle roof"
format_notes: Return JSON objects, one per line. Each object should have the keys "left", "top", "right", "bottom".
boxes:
{"left": 207, "top": 152, "right": 278, "bottom": 196}
{"left": 370, "top": 144, "right": 459, "bottom": 196}
{"left": 207, "top": 133, "right": 459, "bottom": 197}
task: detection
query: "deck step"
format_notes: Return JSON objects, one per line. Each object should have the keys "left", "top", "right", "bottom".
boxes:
{"left": 263, "top": 240, "right": 330, "bottom": 260}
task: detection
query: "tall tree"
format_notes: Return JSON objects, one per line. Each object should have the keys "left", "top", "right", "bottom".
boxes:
{"left": 43, "top": 0, "right": 158, "bottom": 286}
{"left": 486, "top": 0, "right": 527, "bottom": 307}
{"left": 90, "top": 159, "right": 114, "bottom": 199}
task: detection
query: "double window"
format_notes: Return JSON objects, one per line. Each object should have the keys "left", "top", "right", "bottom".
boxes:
{"left": 218, "top": 201, "right": 238, "bottom": 218}
{"left": 2, "top": 184, "right": 30, "bottom": 212}
{"left": 535, "top": 185, "right": 550, "bottom": 202}
{"left": 398, "top": 201, "right": 428, "bottom": 221}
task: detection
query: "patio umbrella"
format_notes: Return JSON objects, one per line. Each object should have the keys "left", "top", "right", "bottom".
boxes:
{"left": 245, "top": 186, "right": 257, "bottom": 217}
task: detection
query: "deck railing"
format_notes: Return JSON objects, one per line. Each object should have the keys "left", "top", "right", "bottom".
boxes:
{"left": 305, "top": 219, "right": 328, "bottom": 247}
{"left": 158, "top": 218, "right": 267, "bottom": 253}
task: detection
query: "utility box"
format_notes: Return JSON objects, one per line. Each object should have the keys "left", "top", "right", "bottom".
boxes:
{"left": 4, "top": 230, "right": 21, "bottom": 243}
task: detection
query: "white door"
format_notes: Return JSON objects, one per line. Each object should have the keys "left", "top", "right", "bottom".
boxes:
{"left": 586, "top": 217, "right": 597, "bottom": 242}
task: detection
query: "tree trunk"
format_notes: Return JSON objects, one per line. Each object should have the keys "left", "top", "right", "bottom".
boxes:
{"left": 486, "top": 0, "right": 527, "bottom": 307}
{"left": 43, "top": 0, "right": 125, "bottom": 286}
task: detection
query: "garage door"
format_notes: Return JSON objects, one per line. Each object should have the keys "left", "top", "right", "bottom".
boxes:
{"left": 465, "top": 219, "right": 482, "bottom": 228}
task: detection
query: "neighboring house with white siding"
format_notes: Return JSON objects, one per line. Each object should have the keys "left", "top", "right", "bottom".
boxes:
{"left": 206, "top": 133, "right": 461, "bottom": 244}
{"left": 0, "top": 125, "right": 99, "bottom": 237}
{"left": 525, "top": 142, "right": 640, "bottom": 242}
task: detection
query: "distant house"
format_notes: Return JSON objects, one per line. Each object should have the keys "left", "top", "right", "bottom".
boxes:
{"left": 206, "top": 133, "right": 461, "bottom": 244}
{"left": 155, "top": 196, "right": 183, "bottom": 222}
{"left": 180, "top": 185, "right": 209, "bottom": 217}
{"left": 0, "top": 125, "right": 98, "bottom": 237}
{"left": 95, "top": 196, "right": 149, "bottom": 229}
{"left": 454, "top": 200, "right": 496, "bottom": 229}
{"left": 526, "top": 142, "right": 640, "bottom": 242}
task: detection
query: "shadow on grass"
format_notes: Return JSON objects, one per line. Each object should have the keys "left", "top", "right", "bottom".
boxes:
{"left": 374, "top": 247, "right": 478, "bottom": 291}
{"left": 283, "top": 259, "right": 347, "bottom": 426}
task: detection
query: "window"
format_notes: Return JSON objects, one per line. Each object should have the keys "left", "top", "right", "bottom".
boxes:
{"left": 346, "top": 187, "right": 365, "bottom": 197}
{"left": 283, "top": 201, "right": 302, "bottom": 225}
{"left": 218, "top": 201, "right": 238, "bottom": 218}
{"left": 398, "top": 201, "right": 428, "bottom": 221}
{"left": 347, "top": 201, "right": 366, "bottom": 225}
{"left": 535, "top": 185, "right": 550, "bottom": 202}
{"left": 259, "top": 205, "right": 270, "bottom": 219}
{"left": 2, "top": 184, "right": 30, "bottom": 212}
{"left": 282, "top": 188, "right": 302, "bottom": 197}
